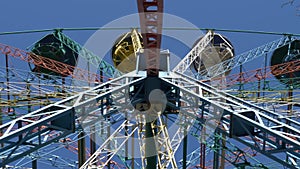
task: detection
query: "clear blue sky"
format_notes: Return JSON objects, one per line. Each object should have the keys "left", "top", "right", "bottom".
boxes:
{"left": 0, "top": 0, "right": 299, "bottom": 168}
{"left": 0, "top": 0, "right": 299, "bottom": 54}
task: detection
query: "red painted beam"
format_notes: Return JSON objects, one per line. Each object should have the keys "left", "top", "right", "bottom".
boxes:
{"left": 137, "top": 0, "right": 164, "bottom": 76}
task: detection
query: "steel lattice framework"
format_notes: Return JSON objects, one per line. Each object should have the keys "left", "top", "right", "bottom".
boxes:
{"left": 1, "top": 67, "right": 300, "bottom": 168}
{"left": 0, "top": 32, "right": 299, "bottom": 169}
{"left": 1, "top": 1, "right": 300, "bottom": 169}
{"left": 137, "top": 0, "right": 164, "bottom": 76}
{"left": 197, "top": 36, "right": 294, "bottom": 79}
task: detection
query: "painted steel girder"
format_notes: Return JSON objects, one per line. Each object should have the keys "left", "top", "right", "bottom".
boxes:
{"left": 0, "top": 43, "right": 105, "bottom": 84}
{"left": 0, "top": 66, "right": 91, "bottom": 122}
{"left": 0, "top": 73, "right": 145, "bottom": 166}
{"left": 131, "top": 28, "right": 143, "bottom": 53}
{"left": 135, "top": 111, "right": 177, "bottom": 169}
{"left": 178, "top": 71, "right": 299, "bottom": 126}
{"left": 53, "top": 31, "right": 121, "bottom": 78}
{"left": 0, "top": 105, "right": 75, "bottom": 166}
{"left": 181, "top": 71, "right": 300, "bottom": 162}
{"left": 180, "top": 131, "right": 268, "bottom": 168}
{"left": 8, "top": 113, "right": 123, "bottom": 168}
{"left": 137, "top": 0, "right": 164, "bottom": 76}
{"left": 161, "top": 72, "right": 300, "bottom": 168}
{"left": 197, "top": 36, "right": 294, "bottom": 79}
{"left": 79, "top": 120, "right": 138, "bottom": 169}
{"left": 210, "top": 130, "right": 268, "bottom": 169}
{"left": 210, "top": 59, "right": 300, "bottom": 89}
{"left": 3, "top": 70, "right": 300, "bottom": 168}
{"left": 172, "top": 31, "right": 214, "bottom": 74}
{"left": 17, "top": 118, "right": 112, "bottom": 168}
{"left": 161, "top": 112, "right": 195, "bottom": 168}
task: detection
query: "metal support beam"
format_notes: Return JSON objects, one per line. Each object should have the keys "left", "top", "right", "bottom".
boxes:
{"left": 145, "top": 120, "right": 157, "bottom": 169}
{"left": 53, "top": 31, "right": 121, "bottom": 78}
{"left": 182, "top": 129, "right": 187, "bottom": 169}
{"left": 32, "top": 158, "right": 37, "bottom": 169}
{"left": 213, "top": 131, "right": 220, "bottom": 169}
{"left": 173, "top": 31, "right": 214, "bottom": 74}
{"left": 78, "top": 131, "right": 86, "bottom": 167}
{"left": 162, "top": 72, "right": 300, "bottom": 168}
{"left": 89, "top": 125, "right": 96, "bottom": 158}
{"left": 0, "top": 73, "right": 145, "bottom": 166}
{"left": 0, "top": 106, "right": 75, "bottom": 166}
{"left": 197, "top": 36, "right": 293, "bottom": 79}
{"left": 137, "top": 0, "right": 164, "bottom": 76}
{"left": 220, "top": 133, "right": 226, "bottom": 169}
{"left": 3, "top": 69, "right": 300, "bottom": 168}
{"left": 165, "top": 113, "right": 195, "bottom": 168}
{"left": 79, "top": 120, "right": 138, "bottom": 169}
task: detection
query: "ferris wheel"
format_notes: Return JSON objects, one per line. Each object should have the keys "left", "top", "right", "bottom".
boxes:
{"left": 0, "top": 1, "right": 300, "bottom": 169}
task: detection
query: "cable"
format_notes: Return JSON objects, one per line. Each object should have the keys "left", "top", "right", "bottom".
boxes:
{"left": 163, "top": 27, "right": 300, "bottom": 36}
{"left": 0, "top": 27, "right": 300, "bottom": 36}
{"left": 0, "top": 27, "right": 132, "bottom": 36}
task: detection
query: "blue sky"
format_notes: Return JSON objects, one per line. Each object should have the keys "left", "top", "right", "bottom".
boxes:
{"left": 0, "top": 0, "right": 299, "bottom": 52}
